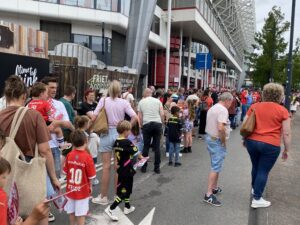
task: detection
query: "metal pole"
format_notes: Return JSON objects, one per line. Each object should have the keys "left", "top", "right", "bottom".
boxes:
{"left": 178, "top": 27, "right": 183, "bottom": 88}
{"left": 270, "top": 22, "right": 276, "bottom": 83}
{"left": 187, "top": 36, "right": 192, "bottom": 89}
{"left": 204, "top": 53, "right": 207, "bottom": 89}
{"left": 165, "top": 0, "right": 172, "bottom": 91}
{"left": 285, "top": 0, "right": 296, "bottom": 110}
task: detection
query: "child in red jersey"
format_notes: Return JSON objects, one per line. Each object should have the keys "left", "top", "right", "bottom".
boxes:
{"left": 63, "top": 130, "right": 96, "bottom": 225}
{"left": 28, "top": 82, "right": 70, "bottom": 149}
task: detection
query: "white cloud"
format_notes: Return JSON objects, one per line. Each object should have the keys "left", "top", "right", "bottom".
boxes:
{"left": 255, "top": 0, "right": 300, "bottom": 47}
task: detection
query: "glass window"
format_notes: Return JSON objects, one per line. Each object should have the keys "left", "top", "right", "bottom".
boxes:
{"left": 207, "top": 7, "right": 211, "bottom": 24}
{"left": 151, "top": 15, "right": 160, "bottom": 35}
{"left": 121, "top": 0, "right": 131, "bottom": 16}
{"left": 77, "top": 0, "right": 94, "bottom": 8}
{"left": 106, "top": 38, "right": 111, "bottom": 53}
{"left": 96, "top": 0, "right": 111, "bottom": 10}
{"left": 73, "top": 34, "right": 90, "bottom": 48}
{"left": 203, "top": 2, "right": 207, "bottom": 20}
{"left": 112, "top": 0, "right": 118, "bottom": 12}
{"left": 39, "top": 0, "right": 58, "bottom": 3}
{"left": 91, "top": 36, "right": 102, "bottom": 52}
{"left": 199, "top": 0, "right": 204, "bottom": 15}
{"left": 60, "top": 0, "right": 77, "bottom": 6}
{"left": 174, "top": 0, "right": 195, "bottom": 8}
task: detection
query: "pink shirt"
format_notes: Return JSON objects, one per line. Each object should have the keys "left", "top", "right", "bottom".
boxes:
{"left": 94, "top": 97, "right": 136, "bottom": 128}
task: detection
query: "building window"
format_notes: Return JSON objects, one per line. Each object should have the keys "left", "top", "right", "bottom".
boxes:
{"left": 120, "top": 0, "right": 131, "bottom": 16}
{"left": 151, "top": 15, "right": 160, "bottom": 35}
{"left": 73, "top": 34, "right": 90, "bottom": 48}
{"left": 40, "top": 20, "right": 71, "bottom": 50}
{"left": 96, "top": 0, "right": 111, "bottom": 11}
{"left": 91, "top": 36, "right": 102, "bottom": 51}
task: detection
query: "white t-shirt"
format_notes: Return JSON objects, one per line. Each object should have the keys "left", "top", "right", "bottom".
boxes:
{"left": 88, "top": 132, "right": 100, "bottom": 159}
{"left": 122, "top": 92, "right": 134, "bottom": 103}
{"left": 290, "top": 101, "right": 299, "bottom": 111}
{"left": 138, "top": 97, "right": 163, "bottom": 125}
{"left": 0, "top": 96, "right": 7, "bottom": 111}
{"left": 48, "top": 98, "right": 70, "bottom": 148}
{"left": 205, "top": 103, "right": 229, "bottom": 138}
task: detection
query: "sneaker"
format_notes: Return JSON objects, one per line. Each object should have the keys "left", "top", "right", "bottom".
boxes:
{"left": 212, "top": 187, "right": 222, "bottom": 195}
{"left": 124, "top": 206, "right": 135, "bottom": 215}
{"left": 168, "top": 161, "right": 173, "bottom": 166}
{"left": 179, "top": 153, "right": 183, "bottom": 157}
{"left": 198, "top": 135, "right": 203, "bottom": 140}
{"left": 251, "top": 198, "right": 271, "bottom": 208}
{"left": 48, "top": 212, "right": 55, "bottom": 222}
{"left": 203, "top": 194, "right": 221, "bottom": 207}
{"left": 92, "top": 195, "right": 109, "bottom": 205}
{"left": 180, "top": 148, "right": 188, "bottom": 153}
{"left": 154, "top": 168, "right": 160, "bottom": 174}
{"left": 166, "top": 152, "right": 169, "bottom": 158}
{"left": 104, "top": 207, "right": 118, "bottom": 221}
{"left": 92, "top": 178, "right": 99, "bottom": 186}
{"left": 59, "top": 175, "right": 66, "bottom": 183}
{"left": 174, "top": 162, "right": 182, "bottom": 167}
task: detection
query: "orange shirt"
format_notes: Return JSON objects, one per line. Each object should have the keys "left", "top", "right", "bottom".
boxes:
{"left": 246, "top": 102, "right": 289, "bottom": 146}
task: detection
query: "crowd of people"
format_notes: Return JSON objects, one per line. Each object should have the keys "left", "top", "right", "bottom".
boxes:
{"left": 0, "top": 74, "right": 297, "bottom": 225}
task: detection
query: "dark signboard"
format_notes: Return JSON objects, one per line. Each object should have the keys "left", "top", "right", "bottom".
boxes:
{"left": 0, "top": 52, "right": 49, "bottom": 95}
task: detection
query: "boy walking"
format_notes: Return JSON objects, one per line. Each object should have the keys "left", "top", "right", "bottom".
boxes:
{"left": 167, "top": 106, "right": 183, "bottom": 167}
{"left": 63, "top": 130, "right": 96, "bottom": 225}
{"left": 105, "top": 120, "right": 143, "bottom": 221}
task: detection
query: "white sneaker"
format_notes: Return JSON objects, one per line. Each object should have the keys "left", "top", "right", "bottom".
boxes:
{"left": 104, "top": 207, "right": 118, "bottom": 221}
{"left": 166, "top": 153, "right": 169, "bottom": 157}
{"left": 251, "top": 197, "right": 271, "bottom": 208}
{"left": 92, "top": 195, "right": 109, "bottom": 205}
{"left": 92, "top": 178, "right": 99, "bottom": 186}
{"left": 179, "top": 153, "right": 183, "bottom": 157}
{"left": 124, "top": 206, "right": 135, "bottom": 215}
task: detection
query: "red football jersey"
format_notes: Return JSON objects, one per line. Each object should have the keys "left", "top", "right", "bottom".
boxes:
{"left": 28, "top": 99, "right": 51, "bottom": 122}
{"left": 63, "top": 150, "right": 96, "bottom": 200}
{"left": 0, "top": 188, "right": 7, "bottom": 225}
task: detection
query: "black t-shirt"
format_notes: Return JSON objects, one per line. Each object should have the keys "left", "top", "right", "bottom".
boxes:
{"left": 113, "top": 138, "right": 138, "bottom": 177}
{"left": 79, "top": 102, "right": 97, "bottom": 115}
{"left": 167, "top": 116, "right": 183, "bottom": 143}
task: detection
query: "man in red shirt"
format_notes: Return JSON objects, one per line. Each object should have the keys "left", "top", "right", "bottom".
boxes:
{"left": 240, "top": 89, "right": 248, "bottom": 122}
{"left": 63, "top": 130, "right": 96, "bottom": 225}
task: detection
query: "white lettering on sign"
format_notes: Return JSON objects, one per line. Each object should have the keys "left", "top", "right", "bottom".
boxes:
{"left": 15, "top": 65, "right": 38, "bottom": 87}
{"left": 87, "top": 74, "right": 110, "bottom": 94}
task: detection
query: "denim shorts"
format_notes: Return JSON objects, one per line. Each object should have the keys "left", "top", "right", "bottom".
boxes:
{"left": 99, "top": 128, "right": 118, "bottom": 153}
{"left": 205, "top": 135, "right": 227, "bottom": 173}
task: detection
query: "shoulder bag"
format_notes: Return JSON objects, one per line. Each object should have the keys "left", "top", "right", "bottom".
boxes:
{"left": 92, "top": 98, "right": 109, "bottom": 135}
{"left": 1, "top": 107, "right": 46, "bottom": 216}
{"left": 240, "top": 108, "right": 256, "bottom": 138}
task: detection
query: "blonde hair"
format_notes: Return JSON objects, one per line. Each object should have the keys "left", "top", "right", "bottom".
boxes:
{"left": 116, "top": 120, "right": 131, "bottom": 134}
{"left": 108, "top": 80, "right": 121, "bottom": 99}
{"left": 262, "top": 83, "right": 284, "bottom": 103}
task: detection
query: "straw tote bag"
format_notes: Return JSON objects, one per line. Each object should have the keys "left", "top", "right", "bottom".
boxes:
{"left": 240, "top": 108, "right": 256, "bottom": 138}
{"left": 1, "top": 107, "right": 46, "bottom": 216}
{"left": 92, "top": 98, "right": 109, "bottom": 135}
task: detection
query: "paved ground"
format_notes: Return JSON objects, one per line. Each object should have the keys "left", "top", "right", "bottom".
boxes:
{"left": 51, "top": 114, "right": 300, "bottom": 225}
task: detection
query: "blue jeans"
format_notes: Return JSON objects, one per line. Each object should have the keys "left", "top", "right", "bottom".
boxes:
{"left": 169, "top": 142, "right": 180, "bottom": 163}
{"left": 51, "top": 147, "right": 61, "bottom": 178}
{"left": 165, "top": 136, "right": 170, "bottom": 153}
{"left": 241, "top": 104, "right": 247, "bottom": 122}
{"left": 245, "top": 139, "right": 280, "bottom": 200}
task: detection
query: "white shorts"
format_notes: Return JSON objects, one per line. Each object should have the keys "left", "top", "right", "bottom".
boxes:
{"left": 64, "top": 197, "right": 89, "bottom": 217}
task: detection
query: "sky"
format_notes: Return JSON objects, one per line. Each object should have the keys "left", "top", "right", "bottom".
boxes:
{"left": 255, "top": 0, "right": 300, "bottom": 47}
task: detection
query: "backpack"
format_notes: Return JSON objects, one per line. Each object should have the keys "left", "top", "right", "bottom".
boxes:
{"left": 199, "top": 100, "right": 208, "bottom": 111}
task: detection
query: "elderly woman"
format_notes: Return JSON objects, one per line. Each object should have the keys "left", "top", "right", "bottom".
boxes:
{"left": 244, "top": 83, "right": 291, "bottom": 208}
{"left": 91, "top": 80, "right": 138, "bottom": 205}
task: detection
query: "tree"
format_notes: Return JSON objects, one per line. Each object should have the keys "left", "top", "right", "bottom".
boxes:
{"left": 292, "top": 38, "right": 300, "bottom": 89}
{"left": 246, "top": 6, "right": 290, "bottom": 87}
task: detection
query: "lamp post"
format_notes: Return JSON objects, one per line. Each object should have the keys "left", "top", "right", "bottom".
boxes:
{"left": 270, "top": 22, "right": 276, "bottom": 83}
{"left": 285, "top": 0, "right": 296, "bottom": 111}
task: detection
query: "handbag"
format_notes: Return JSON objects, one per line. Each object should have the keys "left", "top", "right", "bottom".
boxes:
{"left": 1, "top": 107, "right": 46, "bottom": 216}
{"left": 240, "top": 108, "right": 256, "bottom": 137}
{"left": 92, "top": 98, "right": 109, "bottom": 135}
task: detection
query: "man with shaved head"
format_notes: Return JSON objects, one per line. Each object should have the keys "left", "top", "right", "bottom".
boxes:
{"left": 138, "top": 88, "right": 164, "bottom": 174}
